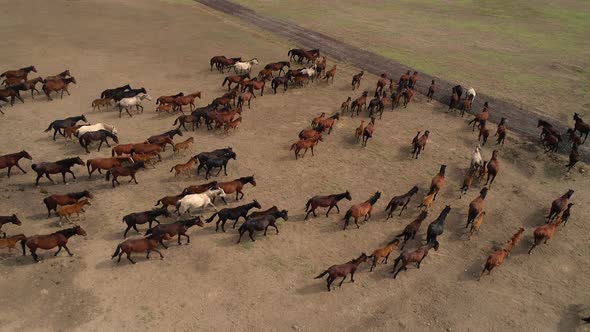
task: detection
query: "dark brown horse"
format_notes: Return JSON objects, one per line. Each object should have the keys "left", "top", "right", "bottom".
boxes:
{"left": 9, "top": 77, "right": 43, "bottom": 99}
{"left": 156, "top": 92, "right": 184, "bottom": 105}
{"left": 44, "top": 69, "right": 71, "bottom": 82}
{"left": 21, "top": 225, "right": 87, "bottom": 262}
{"left": 42, "top": 77, "right": 76, "bottom": 100}
{"left": 79, "top": 130, "right": 119, "bottom": 153}
{"left": 145, "top": 217, "right": 204, "bottom": 247}
{"left": 391, "top": 241, "right": 439, "bottom": 279}
{"left": 32, "top": 157, "right": 85, "bottom": 185}
{"left": 216, "top": 176, "right": 257, "bottom": 204}
{"left": 573, "top": 113, "right": 589, "bottom": 143}
{"left": 0, "top": 87, "right": 24, "bottom": 106}
{"left": 86, "top": 156, "right": 132, "bottom": 178}
{"left": 106, "top": 162, "right": 145, "bottom": 188}
{"left": 0, "top": 214, "right": 21, "bottom": 238}
{"left": 385, "top": 186, "right": 419, "bottom": 219}
{"left": 264, "top": 61, "right": 290, "bottom": 75}
{"left": 314, "top": 253, "right": 369, "bottom": 291}
{"left": 111, "top": 232, "right": 171, "bottom": 264}
{"left": 206, "top": 201, "right": 261, "bottom": 232}
{"left": 222, "top": 73, "right": 250, "bottom": 91}
{"left": 0, "top": 150, "right": 32, "bottom": 177}
{"left": 1, "top": 66, "right": 37, "bottom": 80}
{"left": 43, "top": 191, "right": 93, "bottom": 217}
{"left": 304, "top": 191, "right": 352, "bottom": 219}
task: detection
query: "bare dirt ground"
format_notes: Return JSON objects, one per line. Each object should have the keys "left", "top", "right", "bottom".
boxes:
{"left": 0, "top": 1, "right": 589, "bottom": 331}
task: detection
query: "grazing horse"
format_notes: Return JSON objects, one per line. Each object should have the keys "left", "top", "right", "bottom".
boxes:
{"left": 0, "top": 150, "right": 32, "bottom": 177}
{"left": 79, "top": 130, "right": 119, "bottom": 153}
{"left": 45, "top": 115, "right": 88, "bottom": 141}
{"left": 216, "top": 176, "right": 257, "bottom": 204}
{"left": 426, "top": 205, "right": 451, "bottom": 244}
{"left": 32, "top": 157, "right": 85, "bottom": 185}
{"left": 411, "top": 131, "right": 430, "bottom": 159}
{"left": 369, "top": 239, "right": 401, "bottom": 271}
{"left": 233, "top": 58, "right": 259, "bottom": 73}
{"left": 43, "top": 191, "right": 93, "bottom": 218}
{"left": 116, "top": 93, "right": 151, "bottom": 117}
{"left": 362, "top": 117, "right": 376, "bottom": 147}
{"left": 173, "top": 92, "right": 201, "bottom": 113}
{"left": 314, "top": 253, "right": 368, "bottom": 291}
{"left": 237, "top": 210, "right": 288, "bottom": 243}
{"left": 0, "top": 214, "right": 21, "bottom": 238}
{"left": 343, "top": 192, "right": 381, "bottom": 230}
{"left": 385, "top": 186, "right": 419, "bottom": 219}
{"left": 156, "top": 92, "right": 183, "bottom": 105}
{"left": 395, "top": 211, "right": 428, "bottom": 249}
{"left": 573, "top": 113, "right": 589, "bottom": 143}
{"left": 111, "top": 232, "right": 171, "bottom": 264}
{"left": 106, "top": 162, "right": 145, "bottom": 188}
{"left": 42, "top": 77, "right": 76, "bottom": 100}
{"left": 305, "top": 191, "right": 352, "bottom": 220}
{"left": 351, "top": 71, "right": 364, "bottom": 90}
{"left": 391, "top": 241, "right": 439, "bottom": 279}
{"left": 22, "top": 225, "right": 87, "bottom": 262}
{"left": 1, "top": 66, "right": 37, "bottom": 80}
{"left": 291, "top": 136, "right": 323, "bottom": 159}
{"left": 122, "top": 208, "right": 171, "bottom": 238}
{"left": 0, "top": 87, "right": 24, "bottom": 106}
{"left": 101, "top": 84, "right": 131, "bottom": 99}
{"left": 351, "top": 91, "right": 368, "bottom": 117}
{"left": 176, "top": 188, "right": 226, "bottom": 215}
{"left": 206, "top": 200, "right": 261, "bottom": 232}
{"left": 86, "top": 156, "right": 132, "bottom": 178}
{"left": 145, "top": 217, "right": 204, "bottom": 247}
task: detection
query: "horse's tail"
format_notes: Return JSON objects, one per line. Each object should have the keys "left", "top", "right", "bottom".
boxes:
{"left": 343, "top": 209, "right": 352, "bottom": 222}
{"left": 205, "top": 212, "right": 218, "bottom": 223}
{"left": 314, "top": 270, "right": 329, "bottom": 279}
{"left": 20, "top": 239, "right": 27, "bottom": 255}
{"left": 222, "top": 77, "right": 228, "bottom": 87}
{"left": 86, "top": 162, "right": 92, "bottom": 174}
{"left": 173, "top": 117, "right": 180, "bottom": 126}
{"left": 44, "top": 122, "right": 54, "bottom": 132}
{"left": 304, "top": 199, "right": 311, "bottom": 212}
{"left": 111, "top": 244, "right": 121, "bottom": 260}
{"left": 105, "top": 170, "right": 111, "bottom": 181}
{"left": 169, "top": 166, "right": 175, "bottom": 173}
{"left": 392, "top": 255, "right": 402, "bottom": 274}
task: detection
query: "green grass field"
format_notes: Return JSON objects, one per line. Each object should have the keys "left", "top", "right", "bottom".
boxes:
{"left": 235, "top": 0, "right": 590, "bottom": 121}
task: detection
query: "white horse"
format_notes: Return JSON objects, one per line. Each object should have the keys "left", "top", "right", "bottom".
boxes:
{"left": 176, "top": 188, "right": 226, "bottom": 215}
{"left": 116, "top": 93, "right": 151, "bottom": 117}
{"left": 75, "top": 123, "right": 118, "bottom": 137}
{"left": 233, "top": 58, "right": 259, "bottom": 73}
{"left": 466, "top": 87, "right": 476, "bottom": 102}
{"left": 300, "top": 65, "right": 318, "bottom": 81}
{"left": 470, "top": 145, "right": 483, "bottom": 169}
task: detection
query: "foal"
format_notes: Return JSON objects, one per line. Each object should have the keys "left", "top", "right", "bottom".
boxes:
{"left": 304, "top": 191, "right": 352, "bottom": 220}
{"left": 170, "top": 158, "right": 197, "bottom": 177}
{"left": 369, "top": 239, "right": 401, "bottom": 272}
{"left": 315, "top": 253, "right": 369, "bottom": 291}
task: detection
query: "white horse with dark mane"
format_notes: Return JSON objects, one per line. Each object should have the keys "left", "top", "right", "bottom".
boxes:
{"left": 176, "top": 188, "right": 226, "bottom": 216}
{"left": 116, "top": 93, "right": 151, "bottom": 117}
{"left": 75, "top": 123, "right": 118, "bottom": 137}
{"left": 233, "top": 58, "right": 259, "bottom": 73}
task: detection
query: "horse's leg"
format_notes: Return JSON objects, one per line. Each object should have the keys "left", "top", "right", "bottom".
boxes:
{"left": 248, "top": 229, "right": 255, "bottom": 242}
{"left": 126, "top": 107, "right": 133, "bottom": 118}
{"left": 338, "top": 277, "right": 346, "bottom": 287}
{"left": 152, "top": 248, "right": 164, "bottom": 259}
{"left": 354, "top": 217, "right": 360, "bottom": 229}
{"left": 54, "top": 246, "right": 62, "bottom": 256}
{"left": 67, "top": 170, "right": 76, "bottom": 180}
{"left": 97, "top": 140, "right": 103, "bottom": 152}
{"left": 45, "top": 173, "right": 56, "bottom": 184}
{"left": 237, "top": 229, "right": 244, "bottom": 243}
{"left": 272, "top": 223, "right": 279, "bottom": 234}
{"left": 400, "top": 201, "right": 410, "bottom": 216}
{"left": 325, "top": 205, "right": 334, "bottom": 217}
{"left": 124, "top": 225, "right": 133, "bottom": 238}
{"left": 326, "top": 276, "right": 334, "bottom": 291}
{"left": 127, "top": 252, "right": 136, "bottom": 264}
{"left": 63, "top": 244, "right": 74, "bottom": 256}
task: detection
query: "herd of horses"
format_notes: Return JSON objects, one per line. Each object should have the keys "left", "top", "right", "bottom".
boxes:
{"left": 0, "top": 48, "right": 582, "bottom": 298}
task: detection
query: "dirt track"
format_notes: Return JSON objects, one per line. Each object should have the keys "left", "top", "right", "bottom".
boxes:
{"left": 197, "top": 0, "right": 589, "bottom": 161}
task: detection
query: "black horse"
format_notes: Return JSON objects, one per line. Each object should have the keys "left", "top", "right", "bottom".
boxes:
{"left": 206, "top": 200, "right": 261, "bottom": 232}
{"left": 204, "top": 152, "right": 236, "bottom": 179}
{"left": 237, "top": 210, "right": 288, "bottom": 243}
{"left": 426, "top": 205, "right": 452, "bottom": 244}
{"left": 101, "top": 84, "right": 131, "bottom": 99}
{"left": 194, "top": 148, "right": 234, "bottom": 175}
{"left": 122, "top": 208, "right": 171, "bottom": 238}
{"left": 45, "top": 115, "right": 88, "bottom": 140}
{"left": 113, "top": 88, "right": 146, "bottom": 101}
{"left": 78, "top": 130, "right": 119, "bottom": 153}
{"left": 31, "top": 157, "right": 85, "bottom": 186}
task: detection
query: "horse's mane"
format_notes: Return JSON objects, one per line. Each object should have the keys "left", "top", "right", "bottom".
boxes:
{"left": 366, "top": 192, "right": 380, "bottom": 205}
{"left": 56, "top": 157, "right": 80, "bottom": 165}
{"left": 54, "top": 226, "right": 78, "bottom": 237}
{"left": 238, "top": 176, "right": 254, "bottom": 183}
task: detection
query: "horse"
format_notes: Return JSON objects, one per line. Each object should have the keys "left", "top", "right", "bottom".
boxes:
{"left": 173, "top": 92, "right": 201, "bottom": 113}
{"left": 156, "top": 92, "right": 184, "bottom": 105}
{"left": 573, "top": 113, "right": 589, "bottom": 143}
{"left": 362, "top": 117, "right": 376, "bottom": 147}
{"left": 44, "top": 69, "right": 71, "bottom": 82}
{"left": 566, "top": 145, "right": 579, "bottom": 171}
{"left": 546, "top": 189, "right": 574, "bottom": 222}
{"left": 0, "top": 87, "right": 24, "bottom": 106}
{"left": 465, "top": 188, "right": 488, "bottom": 228}
{"left": 299, "top": 65, "right": 318, "bottom": 82}
{"left": 216, "top": 176, "right": 257, "bottom": 204}
{"left": 56, "top": 199, "right": 91, "bottom": 226}
{"left": 145, "top": 136, "right": 174, "bottom": 152}
{"left": 304, "top": 191, "right": 352, "bottom": 220}
{"left": 427, "top": 165, "right": 446, "bottom": 201}
{"left": 408, "top": 71, "right": 419, "bottom": 89}
{"left": 237, "top": 91, "right": 255, "bottom": 109}
{"left": 343, "top": 192, "right": 381, "bottom": 230}
{"left": 237, "top": 210, "right": 288, "bottom": 243}
{"left": 21, "top": 225, "right": 87, "bottom": 262}
{"left": 233, "top": 58, "right": 259, "bottom": 73}
{"left": 291, "top": 136, "right": 323, "bottom": 159}
{"left": 155, "top": 192, "right": 189, "bottom": 211}
{"left": 537, "top": 119, "right": 561, "bottom": 141}
{"left": 86, "top": 156, "right": 132, "bottom": 178}
{"left": 101, "top": 84, "right": 131, "bottom": 99}
{"left": 194, "top": 148, "right": 234, "bottom": 175}
{"left": 375, "top": 74, "right": 389, "bottom": 95}
{"left": 323, "top": 65, "right": 337, "bottom": 83}
{"left": 485, "top": 150, "right": 500, "bottom": 188}
{"left": 391, "top": 241, "right": 439, "bottom": 279}
{"left": 44, "top": 115, "right": 88, "bottom": 141}
{"left": 351, "top": 91, "right": 368, "bottom": 117}
{"left": 369, "top": 239, "right": 401, "bottom": 271}
{"left": 223, "top": 73, "right": 249, "bottom": 91}
{"left": 116, "top": 93, "right": 151, "bottom": 117}
{"left": 215, "top": 57, "right": 242, "bottom": 73}
{"left": 395, "top": 211, "right": 428, "bottom": 249}
{"left": 448, "top": 91, "right": 459, "bottom": 113}
{"left": 173, "top": 137, "right": 194, "bottom": 156}
{"left": 341, "top": 97, "right": 352, "bottom": 114}
{"left": 314, "top": 253, "right": 368, "bottom": 291}
{"left": 148, "top": 128, "right": 183, "bottom": 144}
{"left": 411, "top": 131, "right": 430, "bottom": 159}
{"left": 145, "top": 217, "right": 204, "bottom": 247}
{"left": 402, "top": 88, "right": 415, "bottom": 108}
{"left": 354, "top": 120, "right": 365, "bottom": 143}
{"left": 426, "top": 80, "right": 435, "bottom": 102}
{"left": 32, "top": 157, "right": 85, "bottom": 186}
{"left": 0, "top": 214, "right": 21, "bottom": 238}
{"left": 351, "top": 71, "right": 364, "bottom": 90}
{"left": 271, "top": 77, "right": 289, "bottom": 94}
{"left": 76, "top": 123, "right": 117, "bottom": 137}
{"left": 0, "top": 234, "right": 27, "bottom": 253}
{"left": 79, "top": 130, "right": 119, "bottom": 153}
{"left": 42, "top": 77, "right": 76, "bottom": 100}
{"left": 111, "top": 232, "right": 172, "bottom": 264}
{"left": 244, "top": 77, "right": 266, "bottom": 96}
{"left": 206, "top": 200, "right": 261, "bottom": 232}
{"left": 317, "top": 113, "right": 340, "bottom": 134}
{"left": 468, "top": 103, "right": 490, "bottom": 131}
{"left": 43, "top": 191, "right": 93, "bottom": 218}
{"left": 264, "top": 61, "right": 290, "bottom": 75}
{"left": 479, "top": 227, "right": 525, "bottom": 280}
{"left": 385, "top": 186, "right": 419, "bottom": 219}
{"left": 170, "top": 158, "right": 196, "bottom": 177}
{"left": 182, "top": 181, "right": 219, "bottom": 195}
{"left": 122, "top": 208, "right": 171, "bottom": 238}
{"left": 0, "top": 150, "right": 32, "bottom": 177}
{"left": 92, "top": 98, "right": 113, "bottom": 111}
{"left": 130, "top": 144, "right": 163, "bottom": 161}
{"left": 398, "top": 70, "right": 411, "bottom": 89}
{"left": 203, "top": 152, "right": 237, "bottom": 179}
{"left": 112, "top": 88, "right": 147, "bottom": 101}
{"left": 106, "top": 161, "right": 145, "bottom": 187}
{"left": 426, "top": 205, "right": 452, "bottom": 244}
{"left": 176, "top": 188, "right": 226, "bottom": 215}
{"left": 9, "top": 77, "right": 44, "bottom": 99}
{"left": 1, "top": 66, "right": 37, "bottom": 80}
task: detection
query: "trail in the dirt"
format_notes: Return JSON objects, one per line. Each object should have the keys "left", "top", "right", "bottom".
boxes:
{"left": 197, "top": 0, "right": 588, "bottom": 161}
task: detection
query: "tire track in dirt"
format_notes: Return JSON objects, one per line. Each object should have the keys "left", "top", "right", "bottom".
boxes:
{"left": 197, "top": 0, "right": 588, "bottom": 162}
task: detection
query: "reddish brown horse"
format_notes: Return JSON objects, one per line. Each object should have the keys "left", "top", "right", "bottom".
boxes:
{"left": 291, "top": 136, "right": 323, "bottom": 159}
{"left": 1, "top": 66, "right": 37, "bottom": 80}
{"left": 43, "top": 190, "right": 93, "bottom": 217}
{"left": 32, "top": 157, "right": 85, "bottom": 185}
{"left": 86, "top": 156, "right": 132, "bottom": 178}
{"left": 314, "top": 253, "right": 369, "bottom": 291}
{"left": 156, "top": 92, "right": 183, "bottom": 105}
{"left": 343, "top": 192, "right": 381, "bottom": 230}
{"left": 264, "top": 61, "right": 290, "bottom": 75}
{"left": 573, "top": 113, "right": 589, "bottom": 143}
{"left": 391, "top": 241, "right": 438, "bottom": 279}
{"left": 305, "top": 191, "right": 352, "bottom": 219}
{"left": 0, "top": 150, "right": 32, "bottom": 177}
{"left": 22, "top": 225, "right": 87, "bottom": 262}
{"left": 217, "top": 176, "right": 257, "bottom": 204}
{"left": 111, "top": 232, "right": 171, "bottom": 264}
{"left": 351, "top": 71, "right": 364, "bottom": 90}
{"left": 173, "top": 92, "right": 201, "bottom": 112}
{"left": 0, "top": 87, "right": 24, "bottom": 106}
{"left": 243, "top": 77, "right": 266, "bottom": 96}
{"left": 222, "top": 73, "right": 250, "bottom": 91}
{"left": 9, "top": 77, "right": 43, "bottom": 99}
{"left": 42, "top": 77, "right": 76, "bottom": 101}
{"left": 106, "top": 162, "right": 146, "bottom": 187}
{"left": 145, "top": 217, "right": 204, "bottom": 247}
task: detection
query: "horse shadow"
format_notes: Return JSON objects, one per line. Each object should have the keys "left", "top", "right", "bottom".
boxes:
{"left": 296, "top": 282, "right": 327, "bottom": 295}
{"left": 460, "top": 255, "right": 485, "bottom": 281}
{"left": 523, "top": 209, "right": 547, "bottom": 228}
{"left": 558, "top": 304, "right": 587, "bottom": 331}
{"left": 0, "top": 255, "right": 40, "bottom": 267}
{"left": 27, "top": 212, "right": 50, "bottom": 221}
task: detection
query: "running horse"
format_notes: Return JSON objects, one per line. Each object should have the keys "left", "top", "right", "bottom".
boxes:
{"left": 264, "top": 61, "right": 290, "bottom": 75}
{"left": 42, "top": 77, "right": 77, "bottom": 101}
{"left": 1, "top": 66, "right": 37, "bottom": 80}
{"left": 21, "top": 225, "right": 87, "bottom": 262}
{"left": 0, "top": 150, "right": 32, "bottom": 177}
{"left": 31, "top": 157, "right": 85, "bottom": 185}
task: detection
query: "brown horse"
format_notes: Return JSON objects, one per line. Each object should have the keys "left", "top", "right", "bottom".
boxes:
{"left": 92, "top": 98, "right": 113, "bottom": 111}
{"left": 43, "top": 191, "right": 93, "bottom": 217}
{"left": 170, "top": 158, "right": 197, "bottom": 177}
{"left": 156, "top": 92, "right": 184, "bottom": 105}
{"left": 244, "top": 77, "right": 266, "bottom": 96}
{"left": 391, "top": 241, "right": 439, "bottom": 279}
{"left": 0, "top": 234, "right": 27, "bottom": 253}
{"left": 469, "top": 102, "right": 490, "bottom": 131}
{"left": 264, "top": 61, "right": 290, "bottom": 75}
{"left": 318, "top": 113, "right": 340, "bottom": 134}
{"left": 427, "top": 165, "right": 446, "bottom": 201}
{"left": 224, "top": 117, "right": 242, "bottom": 134}
{"left": 395, "top": 211, "right": 428, "bottom": 249}
{"left": 155, "top": 192, "right": 188, "bottom": 211}
{"left": 86, "top": 156, "right": 132, "bottom": 178}
{"left": 22, "top": 225, "right": 87, "bottom": 262}
{"left": 182, "top": 181, "right": 218, "bottom": 195}
{"left": 111, "top": 143, "right": 138, "bottom": 156}
{"left": 546, "top": 189, "right": 574, "bottom": 222}
{"left": 173, "top": 137, "right": 194, "bottom": 156}
{"left": 323, "top": 65, "right": 337, "bottom": 83}
{"left": 44, "top": 69, "right": 71, "bottom": 82}
{"left": 408, "top": 71, "right": 419, "bottom": 89}
{"left": 528, "top": 217, "right": 563, "bottom": 255}
{"left": 257, "top": 68, "right": 274, "bottom": 81}
{"left": 350, "top": 91, "right": 368, "bottom": 117}
{"left": 314, "top": 253, "right": 369, "bottom": 291}
{"left": 145, "top": 217, "right": 204, "bottom": 247}
{"left": 485, "top": 150, "right": 499, "bottom": 188}
{"left": 479, "top": 227, "right": 525, "bottom": 280}
{"left": 0, "top": 214, "right": 22, "bottom": 238}
{"left": 130, "top": 144, "right": 163, "bottom": 161}
{"left": 362, "top": 117, "right": 376, "bottom": 147}
{"left": 237, "top": 91, "right": 255, "bottom": 109}
{"left": 223, "top": 73, "right": 250, "bottom": 91}
{"left": 398, "top": 70, "right": 411, "bottom": 89}
{"left": 106, "top": 162, "right": 145, "bottom": 187}
{"left": 0, "top": 87, "right": 24, "bottom": 106}
{"left": 145, "top": 136, "right": 174, "bottom": 152}
{"left": 271, "top": 77, "right": 289, "bottom": 94}
{"left": 173, "top": 92, "right": 201, "bottom": 112}
{"left": 375, "top": 73, "right": 389, "bottom": 95}
{"left": 426, "top": 80, "right": 435, "bottom": 102}
{"left": 402, "top": 88, "right": 415, "bottom": 108}
{"left": 311, "top": 112, "right": 325, "bottom": 128}
{"left": 111, "top": 232, "right": 172, "bottom": 264}
{"left": 290, "top": 136, "right": 323, "bottom": 159}
{"left": 56, "top": 199, "right": 91, "bottom": 225}
{"left": 411, "top": 131, "right": 430, "bottom": 159}
{"left": 10, "top": 77, "right": 44, "bottom": 99}
{"left": 341, "top": 96, "right": 352, "bottom": 114}
{"left": 0, "top": 150, "right": 32, "bottom": 177}
{"left": 156, "top": 103, "right": 174, "bottom": 114}
{"left": 448, "top": 91, "right": 459, "bottom": 112}
{"left": 42, "top": 77, "right": 76, "bottom": 101}
{"left": 343, "top": 192, "right": 381, "bottom": 230}
{"left": 385, "top": 186, "right": 419, "bottom": 219}
{"left": 32, "top": 157, "right": 85, "bottom": 186}
{"left": 354, "top": 120, "right": 365, "bottom": 143}
{"left": 369, "top": 239, "right": 401, "bottom": 271}
{"left": 351, "top": 71, "right": 364, "bottom": 90}
{"left": 217, "top": 176, "right": 257, "bottom": 204}
{"left": 305, "top": 191, "right": 352, "bottom": 219}
{"left": 573, "top": 113, "right": 589, "bottom": 143}
{"left": 0, "top": 65, "right": 37, "bottom": 80}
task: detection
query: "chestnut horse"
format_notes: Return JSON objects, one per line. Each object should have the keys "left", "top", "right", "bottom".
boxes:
{"left": 304, "top": 191, "right": 352, "bottom": 219}
{"left": 111, "top": 232, "right": 171, "bottom": 264}
{"left": 343, "top": 192, "right": 381, "bottom": 230}
{"left": 291, "top": 136, "right": 323, "bottom": 159}
{"left": 21, "top": 225, "right": 87, "bottom": 262}
{"left": 1, "top": 66, "right": 37, "bottom": 80}
{"left": 222, "top": 73, "right": 250, "bottom": 91}
{"left": 391, "top": 241, "right": 439, "bottom": 279}
{"left": 86, "top": 156, "right": 132, "bottom": 178}
{"left": 0, "top": 87, "right": 24, "bottom": 106}
{"left": 314, "top": 253, "right": 369, "bottom": 291}
{"left": 42, "top": 77, "right": 76, "bottom": 101}
{"left": 43, "top": 191, "right": 93, "bottom": 217}
{"left": 32, "top": 157, "right": 85, "bottom": 185}
{"left": 106, "top": 162, "right": 146, "bottom": 188}
{"left": 216, "top": 176, "right": 257, "bottom": 204}
{"left": 362, "top": 117, "right": 376, "bottom": 147}
{"left": 0, "top": 150, "right": 32, "bottom": 177}
{"left": 173, "top": 92, "right": 201, "bottom": 112}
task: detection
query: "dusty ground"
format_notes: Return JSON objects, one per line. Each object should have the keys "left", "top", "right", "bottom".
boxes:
{"left": 0, "top": 0, "right": 589, "bottom": 331}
